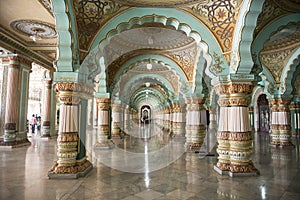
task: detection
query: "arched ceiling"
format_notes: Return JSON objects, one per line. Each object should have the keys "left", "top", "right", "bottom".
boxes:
{"left": 113, "top": 0, "right": 202, "bottom": 7}
{"left": 1, "top": 0, "right": 300, "bottom": 105}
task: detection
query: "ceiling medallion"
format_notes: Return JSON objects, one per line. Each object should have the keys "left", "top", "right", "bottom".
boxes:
{"left": 10, "top": 20, "right": 57, "bottom": 39}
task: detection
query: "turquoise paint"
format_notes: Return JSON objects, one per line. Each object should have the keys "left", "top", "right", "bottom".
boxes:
{"left": 18, "top": 68, "right": 29, "bottom": 134}
{"left": 90, "top": 8, "right": 220, "bottom": 54}
{"left": 67, "top": 0, "right": 80, "bottom": 70}
{"left": 252, "top": 14, "right": 300, "bottom": 66}
{"left": 53, "top": 71, "right": 87, "bottom": 83}
{"left": 280, "top": 49, "right": 300, "bottom": 96}
{"left": 52, "top": 0, "right": 73, "bottom": 71}
{"left": 77, "top": 99, "right": 88, "bottom": 160}
{"left": 50, "top": 85, "right": 58, "bottom": 137}
{"left": 234, "top": 0, "right": 265, "bottom": 74}
{"left": 111, "top": 54, "right": 188, "bottom": 88}
{"left": 122, "top": 74, "right": 175, "bottom": 97}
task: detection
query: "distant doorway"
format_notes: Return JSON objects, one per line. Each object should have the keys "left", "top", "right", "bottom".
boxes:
{"left": 257, "top": 94, "right": 269, "bottom": 132}
{"left": 141, "top": 105, "right": 151, "bottom": 124}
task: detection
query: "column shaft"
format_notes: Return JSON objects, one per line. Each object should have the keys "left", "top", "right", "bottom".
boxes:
{"left": 49, "top": 82, "right": 93, "bottom": 178}
{"left": 111, "top": 103, "right": 121, "bottom": 138}
{"left": 269, "top": 99, "right": 293, "bottom": 147}
{"left": 41, "top": 80, "right": 52, "bottom": 137}
{"left": 185, "top": 97, "right": 206, "bottom": 151}
{"left": 4, "top": 58, "right": 20, "bottom": 142}
{"left": 214, "top": 83, "right": 259, "bottom": 176}
{"left": 94, "top": 98, "right": 114, "bottom": 149}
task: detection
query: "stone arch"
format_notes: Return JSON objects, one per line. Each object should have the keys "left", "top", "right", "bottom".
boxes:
{"left": 109, "top": 54, "right": 192, "bottom": 97}
{"left": 251, "top": 86, "right": 265, "bottom": 131}
{"left": 81, "top": 9, "right": 224, "bottom": 88}
{"left": 51, "top": 0, "right": 74, "bottom": 72}
{"left": 233, "top": 0, "right": 266, "bottom": 73}
{"left": 281, "top": 51, "right": 300, "bottom": 96}
{"left": 252, "top": 14, "right": 300, "bottom": 67}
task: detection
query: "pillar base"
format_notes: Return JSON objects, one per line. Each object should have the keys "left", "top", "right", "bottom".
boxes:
{"left": 214, "top": 163, "right": 260, "bottom": 177}
{"left": 0, "top": 138, "right": 31, "bottom": 149}
{"left": 48, "top": 159, "right": 93, "bottom": 179}
{"left": 94, "top": 140, "right": 115, "bottom": 149}
{"left": 184, "top": 142, "right": 203, "bottom": 152}
{"left": 269, "top": 143, "right": 295, "bottom": 149}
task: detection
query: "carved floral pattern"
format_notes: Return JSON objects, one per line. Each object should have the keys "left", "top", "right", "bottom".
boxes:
{"left": 261, "top": 48, "right": 297, "bottom": 83}
{"left": 73, "top": 0, "right": 127, "bottom": 59}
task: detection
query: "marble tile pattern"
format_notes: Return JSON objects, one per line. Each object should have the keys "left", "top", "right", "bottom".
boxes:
{"left": 0, "top": 126, "right": 300, "bottom": 200}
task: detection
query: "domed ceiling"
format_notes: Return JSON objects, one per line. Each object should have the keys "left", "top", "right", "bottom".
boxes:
{"left": 104, "top": 27, "right": 196, "bottom": 66}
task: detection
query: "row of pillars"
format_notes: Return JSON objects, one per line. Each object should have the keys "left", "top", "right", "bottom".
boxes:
{"left": 0, "top": 55, "right": 52, "bottom": 146}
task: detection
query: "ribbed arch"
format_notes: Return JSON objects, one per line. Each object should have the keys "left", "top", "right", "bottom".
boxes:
{"left": 80, "top": 8, "right": 223, "bottom": 86}
{"left": 281, "top": 52, "right": 300, "bottom": 96}
{"left": 233, "top": 0, "right": 265, "bottom": 74}
{"left": 252, "top": 14, "right": 300, "bottom": 66}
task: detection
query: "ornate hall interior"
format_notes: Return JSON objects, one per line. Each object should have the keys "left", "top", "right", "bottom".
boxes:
{"left": 0, "top": 0, "right": 300, "bottom": 199}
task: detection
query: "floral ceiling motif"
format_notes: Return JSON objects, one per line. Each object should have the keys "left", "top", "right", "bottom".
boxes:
{"left": 10, "top": 20, "right": 56, "bottom": 39}
{"left": 73, "top": 0, "right": 128, "bottom": 60}
{"left": 260, "top": 47, "right": 298, "bottom": 85}
{"left": 182, "top": 0, "right": 242, "bottom": 53}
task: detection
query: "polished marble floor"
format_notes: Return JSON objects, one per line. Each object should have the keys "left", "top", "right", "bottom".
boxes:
{"left": 0, "top": 124, "right": 300, "bottom": 200}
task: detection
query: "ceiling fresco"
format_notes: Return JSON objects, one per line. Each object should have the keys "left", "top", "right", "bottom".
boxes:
{"left": 0, "top": 0, "right": 300, "bottom": 106}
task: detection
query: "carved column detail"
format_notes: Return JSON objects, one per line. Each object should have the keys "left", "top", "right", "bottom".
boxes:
{"left": 3, "top": 57, "right": 20, "bottom": 142}
{"left": 111, "top": 102, "right": 121, "bottom": 138}
{"left": 269, "top": 99, "right": 293, "bottom": 146}
{"left": 185, "top": 97, "right": 206, "bottom": 151}
{"left": 171, "top": 103, "right": 186, "bottom": 137}
{"left": 49, "top": 82, "right": 93, "bottom": 177}
{"left": 94, "top": 98, "right": 114, "bottom": 149}
{"left": 1, "top": 55, "right": 31, "bottom": 144}
{"left": 214, "top": 83, "right": 259, "bottom": 176}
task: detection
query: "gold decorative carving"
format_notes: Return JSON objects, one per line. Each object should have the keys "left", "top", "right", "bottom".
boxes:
{"left": 254, "top": 0, "right": 287, "bottom": 37}
{"left": 270, "top": 124, "right": 291, "bottom": 130}
{"left": 269, "top": 99, "right": 291, "bottom": 111}
{"left": 210, "top": 52, "right": 225, "bottom": 75}
{"left": 107, "top": 46, "right": 196, "bottom": 90}
{"left": 215, "top": 83, "right": 253, "bottom": 96}
{"left": 50, "top": 159, "right": 92, "bottom": 174}
{"left": 261, "top": 47, "right": 298, "bottom": 84}
{"left": 96, "top": 98, "right": 111, "bottom": 110}
{"left": 217, "top": 131, "right": 230, "bottom": 140}
{"left": 73, "top": 0, "right": 128, "bottom": 60}
{"left": 166, "top": 45, "right": 198, "bottom": 82}
{"left": 54, "top": 82, "right": 94, "bottom": 104}
{"left": 229, "top": 163, "right": 257, "bottom": 173}
{"left": 182, "top": 0, "right": 242, "bottom": 53}
{"left": 228, "top": 132, "right": 253, "bottom": 141}
{"left": 218, "top": 97, "right": 251, "bottom": 107}
{"left": 216, "top": 162, "right": 230, "bottom": 171}
{"left": 57, "top": 133, "right": 78, "bottom": 142}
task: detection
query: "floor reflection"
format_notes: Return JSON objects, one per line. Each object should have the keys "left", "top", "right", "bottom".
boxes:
{"left": 90, "top": 122, "right": 186, "bottom": 173}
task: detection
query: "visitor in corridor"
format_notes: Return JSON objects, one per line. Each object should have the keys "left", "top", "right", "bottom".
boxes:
{"left": 30, "top": 114, "right": 37, "bottom": 134}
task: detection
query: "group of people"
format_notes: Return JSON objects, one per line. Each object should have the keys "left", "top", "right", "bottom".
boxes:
{"left": 27, "top": 114, "right": 41, "bottom": 134}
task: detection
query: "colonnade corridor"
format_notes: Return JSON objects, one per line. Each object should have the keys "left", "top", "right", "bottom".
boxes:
{"left": 0, "top": 125, "right": 300, "bottom": 199}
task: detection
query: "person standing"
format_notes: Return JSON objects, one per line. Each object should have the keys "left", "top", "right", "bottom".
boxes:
{"left": 30, "top": 114, "right": 37, "bottom": 134}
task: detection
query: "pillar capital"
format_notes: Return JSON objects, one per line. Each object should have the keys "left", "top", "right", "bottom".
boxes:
{"left": 1, "top": 54, "right": 32, "bottom": 68}
{"left": 96, "top": 98, "right": 111, "bottom": 111}
{"left": 215, "top": 83, "right": 253, "bottom": 107}
{"left": 269, "top": 98, "right": 291, "bottom": 112}
{"left": 54, "top": 82, "right": 94, "bottom": 104}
